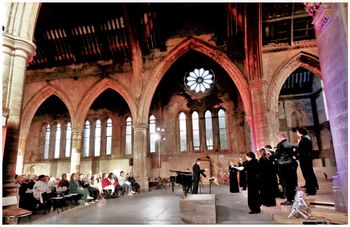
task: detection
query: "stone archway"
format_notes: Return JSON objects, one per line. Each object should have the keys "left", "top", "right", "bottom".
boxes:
{"left": 75, "top": 78, "right": 137, "bottom": 130}
{"left": 267, "top": 51, "right": 321, "bottom": 113}
{"left": 21, "top": 84, "right": 75, "bottom": 135}
{"left": 139, "top": 37, "right": 251, "bottom": 124}
{"left": 17, "top": 84, "right": 75, "bottom": 174}
{"left": 4, "top": 3, "right": 41, "bottom": 42}
{"left": 265, "top": 51, "right": 321, "bottom": 145}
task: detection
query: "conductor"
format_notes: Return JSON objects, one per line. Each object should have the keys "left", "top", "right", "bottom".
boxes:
{"left": 192, "top": 158, "right": 206, "bottom": 194}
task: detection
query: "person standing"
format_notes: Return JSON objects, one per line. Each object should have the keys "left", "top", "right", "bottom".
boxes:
{"left": 245, "top": 152, "right": 261, "bottom": 214}
{"left": 295, "top": 127, "right": 319, "bottom": 195}
{"left": 229, "top": 161, "right": 240, "bottom": 193}
{"left": 258, "top": 148, "right": 277, "bottom": 207}
{"left": 238, "top": 158, "right": 248, "bottom": 190}
{"left": 192, "top": 158, "right": 206, "bottom": 194}
{"left": 272, "top": 133, "right": 298, "bottom": 205}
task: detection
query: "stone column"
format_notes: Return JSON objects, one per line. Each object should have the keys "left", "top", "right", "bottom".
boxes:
{"left": 15, "top": 132, "right": 27, "bottom": 175}
{"left": 306, "top": 3, "right": 348, "bottom": 212}
{"left": 133, "top": 123, "right": 149, "bottom": 192}
{"left": 244, "top": 115, "right": 256, "bottom": 153}
{"left": 249, "top": 80, "right": 269, "bottom": 150}
{"left": 2, "top": 34, "right": 35, "bottom": 197}
{"left": 70, "top": 127, "right": 83, "bottom": 174}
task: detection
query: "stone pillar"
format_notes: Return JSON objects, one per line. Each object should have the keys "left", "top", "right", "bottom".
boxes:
{"left": 249, "top": 80, "right": 269, "bottom": 150}
{"left": 70, "top": 128, "right": 83, "bottom": 174}
{"left": 133, "top": 123, "right": 149, "bottom": 192}
{"left": 2, "top": 34, "right": 35, "bottom": 197}
{"left": 244, "top": 116, "right": 256, "bottom": 153}
{"left": 15, "top": 132, "right": 27, "bottom": 175}
{"left": 306, "top": 3, "right": 348, "bottom": 212}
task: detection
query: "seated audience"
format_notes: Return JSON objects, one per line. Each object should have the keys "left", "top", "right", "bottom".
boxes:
{"left": 69, "top": 173, "right": 91, "bottom": 206}
{"left": 58, "top": 173, "right": 70, "bottom": 195}
{"left": 33, "top": 175, "right": 55, "bottom": 205}
{"left": 118, "top": 171, "right": 135, "bottom": 195}
{"left": 16, "top": 175, "right": 36, "bottom": 211}
{"left": 101, "top": 173, "right": 116, "bottom": 194}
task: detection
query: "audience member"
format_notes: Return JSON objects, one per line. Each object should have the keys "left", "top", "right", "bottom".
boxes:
{"left": 58, "top": 173, "right": 70, "bottom": 194}
{"left": 69, "top": 173, "right": 91, "bottom": 206}
{"left": 118, "top": 171, "right": 135, "bottom": 195}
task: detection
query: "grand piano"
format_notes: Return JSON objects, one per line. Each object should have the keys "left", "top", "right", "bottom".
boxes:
{"left": 170, "top": 170, "right": 193, "bottom": 196}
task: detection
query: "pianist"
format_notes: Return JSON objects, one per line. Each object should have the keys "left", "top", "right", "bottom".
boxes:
{"left": 192, "top": 158, "right": 206, "bottom": 194}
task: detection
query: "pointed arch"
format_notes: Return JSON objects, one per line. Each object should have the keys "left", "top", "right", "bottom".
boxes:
{"left": 139, "top": 37, "right": 251, "bottom": 123}
{"left": 75, "top": 78, "right": 137, "bottom": 129}
{"left": 4, "top": 3, "right": 41, "bottom": 41}
{"left": 21, "top": 84, "right": 75, "bottom": 136}
{"left": 267, "top": 51, "right": 321, "bottom": 112}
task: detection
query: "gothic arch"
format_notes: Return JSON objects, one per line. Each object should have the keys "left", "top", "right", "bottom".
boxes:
{"left": 21, "top": 84, "right": 75, "bottom": 136}
{"left": 4, "top": 3, "right": 41, "bottom": 41}
{"left": 267, "top": 51, "right": 321, "bottom": 112}
{"left": 139, "top": 37, "right": 251, "bottom": 123}
{"left": 75, "top": 78, "right": 137, "bottom": 129}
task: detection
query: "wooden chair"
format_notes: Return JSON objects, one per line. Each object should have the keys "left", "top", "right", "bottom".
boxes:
{"left": 3, "top": 196, "right": 32, "bottom": 224}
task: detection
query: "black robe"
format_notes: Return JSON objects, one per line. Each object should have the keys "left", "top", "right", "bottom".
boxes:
{"left": 229, "top": 166, "right": 240, "bottom": 193}
{"left": 238, "top": 161, "right": 248, "bottom": 189}
{"left": 245, "top": 159, "right": 261, "bottom": 213}
{"left": 258, "top": 157, "right": 277, "bottom": 206}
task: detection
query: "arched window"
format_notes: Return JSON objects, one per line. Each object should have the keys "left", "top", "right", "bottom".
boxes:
{"left": 54, "top": 123, "right": 61, "bottom": 159}
{"left": 179, "top": 112, "right": 187, "bottom": 152}
{"left": 149, "top": 115, "right": 157, "bottom": 153}
{"left": 83, "top": 120, "right": 90, "bottom": 157}
{"left": 65, "top": 122, "right": 72, "bottom": 157}
{"left": 205, "top": 110, "right": 213, "bottom": 150}
{"left": 94, "top": 120, "right": 101, "bottom": 157}
{"left": 106, "top": 119, "right": 112, "bottom": 155}
{"left": 125, "top": 117, "right": 132, "bottom": 155}
{"left": 192, "top": 111, "right": 200, "bottom": 151}
{"left": 44, "top": 124, "right": 50, "bottom": 159}
{"left": 218, "top": 109, "right": 228, "bottom": 150}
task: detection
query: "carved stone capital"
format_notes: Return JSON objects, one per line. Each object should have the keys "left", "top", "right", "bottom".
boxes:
{"left": 133, "top": 123, "right": 148, "bottom": 130}
{"left": 304, "top": 2, "right": 322, "bottom": 17}
{"left": 305, "top": 3, "right": 334, "bottom": 33}
{"left": 2, "top": 34, "right": 36, "bottom": 60}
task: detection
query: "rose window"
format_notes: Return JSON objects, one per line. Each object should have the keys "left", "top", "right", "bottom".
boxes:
{"left": 184, "top": 68, "right": 215, "bottom": 94}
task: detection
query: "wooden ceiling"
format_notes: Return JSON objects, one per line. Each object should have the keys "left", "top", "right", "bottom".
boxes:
{"left": 29, "top": 3, "right": 227, "bottom": 69}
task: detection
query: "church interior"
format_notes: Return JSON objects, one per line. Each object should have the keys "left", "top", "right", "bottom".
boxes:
{"left": 2, "top": 2, "right": 348, "bottom": 223}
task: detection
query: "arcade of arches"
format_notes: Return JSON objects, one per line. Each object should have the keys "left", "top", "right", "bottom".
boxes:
{"left": 2, "top": 3, "right": 348, "bottom": 212}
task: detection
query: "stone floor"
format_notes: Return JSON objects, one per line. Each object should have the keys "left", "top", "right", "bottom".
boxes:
{"left": 19, "top": 181, "right": 347, "bottom": 225}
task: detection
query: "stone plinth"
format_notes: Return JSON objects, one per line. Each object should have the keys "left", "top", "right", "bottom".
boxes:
{"left": 179, "top": 194, "right": 216, "bottom": 224}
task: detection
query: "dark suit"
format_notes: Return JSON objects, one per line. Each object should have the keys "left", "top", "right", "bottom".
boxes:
{"left": 273, "top": 139, "right": 297, "bottom": 202}
{"left": 296, "top": 135, "right": 319, "bottom": 194}
{"left": 192, "top": 163, "right": 206, "bottom": 194}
